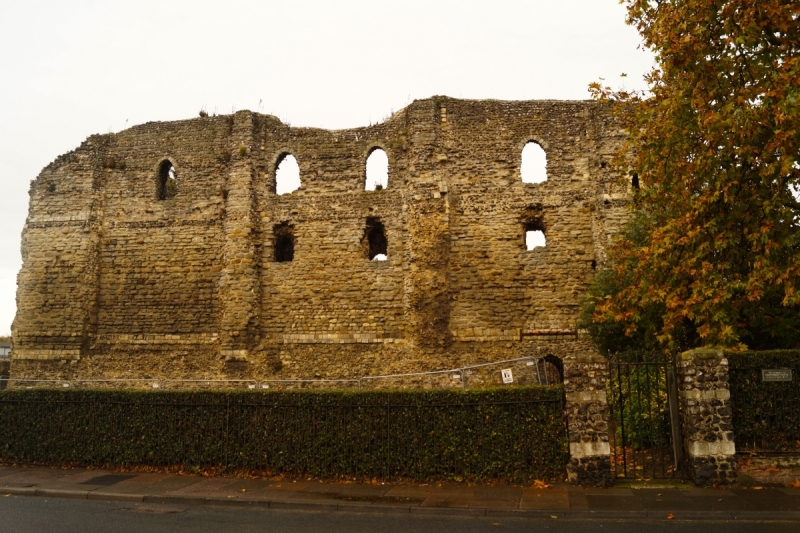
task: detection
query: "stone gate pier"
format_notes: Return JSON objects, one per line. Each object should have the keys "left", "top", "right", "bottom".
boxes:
{"left": 564, "top": 353, "right": 613, "bottom": 487}
{"left": 677, "top": 349, "right": 737, "bottom": 486}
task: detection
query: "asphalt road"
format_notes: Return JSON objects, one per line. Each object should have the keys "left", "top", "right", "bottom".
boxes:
{"left": 1, "top": 496, "right": 797, "bottom": 533}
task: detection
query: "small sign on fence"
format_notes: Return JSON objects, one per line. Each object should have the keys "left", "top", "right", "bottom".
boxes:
{"left": 762, "top": 369, "right": 793, "bottom": 382}
{"left": 501, "top": 368, "right": 513, "bottom": 384}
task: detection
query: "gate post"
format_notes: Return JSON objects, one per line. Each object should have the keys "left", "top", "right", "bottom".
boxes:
{"left": 677, "top": 349, "right": 737, "bottom": 486}
{"left": 563, "top": 353, "right": 613, "bottom": 487}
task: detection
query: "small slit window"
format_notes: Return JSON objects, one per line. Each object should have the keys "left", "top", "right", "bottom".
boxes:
{"left": 157, "top": 160, "right": 177, "bottom": 200}
{"left": 520, "top": 142, "right": 547, "bottom": 184}
{"left": 365, "top": 149, "right": 388, "bottom": 191}
{"left": 274, "top": 222, "right": 295, "bottom": 262}
{"left": 524, "top": 220, "right": 546, "bottom": 250}
{"left": 275, "top": 154, "right": 300, "bottom": 195}
{"left": 631, "top": 172, "right": 640, "bottom": 190}
{"left": 363, "top": 217, "right": 387, "bottom": 260}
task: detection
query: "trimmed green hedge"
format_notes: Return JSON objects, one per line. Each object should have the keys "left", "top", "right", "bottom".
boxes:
{"left": 728, "top": 350, "right": 800, "bottom": 452}
{"left": 0, "top": 386, "right": 568, "bottom": 482}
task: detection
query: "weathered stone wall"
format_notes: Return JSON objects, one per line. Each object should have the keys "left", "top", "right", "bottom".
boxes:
{"left": 678, "top": 349, "right": 737, "bottom": 486}
{"left": 563, "top": 353, "right": 613, "bottom": 486}
{"left": 737, "top": 454, "right": 800, "bottom": 487}
{"left": 0, "top": 360, "right": 8, "bottom": 388}
{"left": 11, "top": 97, "right": 629, "bottom": 381}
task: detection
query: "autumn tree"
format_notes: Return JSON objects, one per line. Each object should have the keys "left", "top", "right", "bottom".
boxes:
{"left": 586, "top": 0, "right": 800, "bottom": 350}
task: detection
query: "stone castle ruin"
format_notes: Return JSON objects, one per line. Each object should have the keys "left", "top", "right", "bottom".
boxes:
{"left": 11, "top": 97, "right": 631, "bottom": 383}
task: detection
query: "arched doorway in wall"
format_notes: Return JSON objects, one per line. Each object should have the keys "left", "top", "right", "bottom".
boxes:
{"left": 365, "top": 148, "right": 388, "bottom": 191}
{"left": 275, "top": 153, "right": 300, "bottom": 195}
{"left": 542, "top": 355, "right": 564, "bottom": 385}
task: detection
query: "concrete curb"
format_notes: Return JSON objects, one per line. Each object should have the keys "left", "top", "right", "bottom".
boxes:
{"left": 409, "top": 506, "right": 486, "bottom": 516}
{"left": 143, "top": 495, "right": 206, "bottom": 506}
{"left": 2, "top": 487, "right": 36, "bottom": 497}
{"left": 730, "top": 511, "right": 800, "bottom": 521}
{"left": 203, "top": 497, "right": 270, "bottom": 508}
{"left": 35, "top": 489, "right": 89, "bottom": 500}
{"left": 88, "top": 492, "right": 144, "bottom": 502}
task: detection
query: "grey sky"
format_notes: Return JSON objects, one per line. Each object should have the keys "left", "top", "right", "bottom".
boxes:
{"left": 0, "top": 0, "right": 653, "bottom": 335}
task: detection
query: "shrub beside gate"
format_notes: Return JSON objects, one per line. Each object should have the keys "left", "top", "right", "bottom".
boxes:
{"left": 728, "top": 350, "right": 800, "bottom": 453}
{"left": 0, "top": 386, "right": 568, "bottom": 483}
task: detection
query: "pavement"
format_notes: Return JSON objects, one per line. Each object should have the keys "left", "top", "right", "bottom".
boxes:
{"left": 1, "top": 464, "right": 799, "bottom": 521}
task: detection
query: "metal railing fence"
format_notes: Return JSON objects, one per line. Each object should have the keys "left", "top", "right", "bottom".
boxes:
{"left": 0, "top": 356, "right": 562, "bottom": 391}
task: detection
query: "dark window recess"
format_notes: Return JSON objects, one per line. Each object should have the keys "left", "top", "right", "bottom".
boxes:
{"left": 157, "top": 160, "right": 177, "bottom": 200}
{"left": 363, "top": 217, "right": 388, "bottom": 260}
{"left": 631, "top": 172, "right": 640, "bottom": 190}
{"left": 274, "top": 222, "right": 295, "bottom": 262}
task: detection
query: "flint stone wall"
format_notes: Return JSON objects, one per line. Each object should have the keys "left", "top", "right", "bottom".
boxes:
{"left": 11, "top": 97, "right": 629, "bottom": 381}
{"left": 564, "top": 354, "right": 613, "bottom": 486}
{"left": 678, "top": 349, "right": 737, "bottom": 486}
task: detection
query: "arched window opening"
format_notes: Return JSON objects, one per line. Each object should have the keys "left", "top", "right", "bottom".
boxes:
{"left": 275, "top": 154, "right": 300, "bottom": 195}
{"left": 543, "top": 355, "right": 563, "bottom": 384}
{"left": 365, "top": 149, "right": 388, "bottom": 191}
{"left": 520, "top": 142, "right": 547, "bottom": 184}
{"left": 273, "top": 222, "right": 295, "bottom": 262}
{"left": 363, "top": 217, "right": 388, "bottom": 260}
{"left": 631, "top": 172, "right": 640, "bottom": 190}
{"left": 157, "top": 160, "right": 177, "bottom": 200}
{"left": 524, "top": 219, "right": 546, "bottom": 251}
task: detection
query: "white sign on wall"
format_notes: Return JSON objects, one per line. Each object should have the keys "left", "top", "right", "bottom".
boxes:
{"left": 501, "top": 368, "right": 514, "bottom": 384}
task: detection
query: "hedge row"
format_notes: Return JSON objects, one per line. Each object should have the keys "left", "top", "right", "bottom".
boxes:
{"left": 0, "top": 386, "right": 568, "bottom": 482}
{"left": 727, "top": 350, "right": 800, "bottom": 453}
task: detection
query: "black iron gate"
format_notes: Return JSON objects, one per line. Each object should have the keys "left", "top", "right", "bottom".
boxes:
{"left": 607, "top": 350, "right": 684, "bottom": 480}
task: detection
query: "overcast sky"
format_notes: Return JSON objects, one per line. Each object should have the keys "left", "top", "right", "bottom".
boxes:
{"left": 0, "top": 0, "right": 654, "bottom": 336}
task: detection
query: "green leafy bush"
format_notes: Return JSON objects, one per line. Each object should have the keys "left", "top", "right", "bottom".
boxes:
{"left": 0, "top": 386, "right": 568, "bottom": 482}
{"left": 728, "top": 350, "right": 800, "bottom": 452}
{"left": 607, "top": 360, "right": 670, "bottom": 451}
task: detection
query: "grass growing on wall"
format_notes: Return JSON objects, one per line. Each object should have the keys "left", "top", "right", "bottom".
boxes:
{"left": 0, "top": 386, "right": 568, "bottom": 483}
{"left": 728, "top": 350, "right": 800, "bottom": 453}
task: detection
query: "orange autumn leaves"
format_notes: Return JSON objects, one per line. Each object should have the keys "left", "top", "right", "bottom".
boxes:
{"left": 589, "top": 0, "right": 800, "bottom": 349}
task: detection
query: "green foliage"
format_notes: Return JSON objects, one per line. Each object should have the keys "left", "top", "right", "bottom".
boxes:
{"left": 0, "top": 387, "right": 568, "bottom": 483}
{"left": 589, "top": 1, "right": 800, "bottom": 349}
{"left": 728, "top": 350, "right": 800, "bottom": 452}
{"left": 606, "top": 353, "right": 671, "bottom": 451}
{"left": 164, "top": 172, "right": 177, "bottom": 199}
{"left": 580, "top": 212, "right": 693, "bottom": 353}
